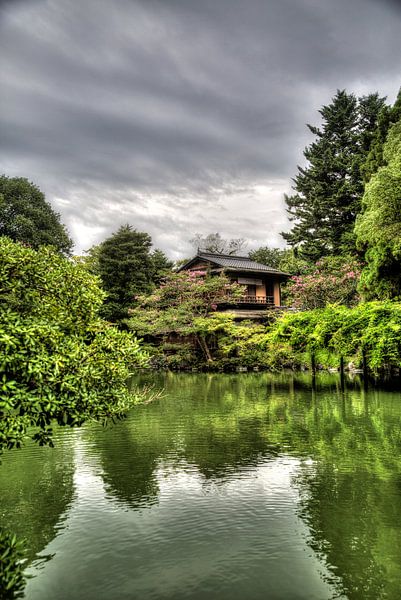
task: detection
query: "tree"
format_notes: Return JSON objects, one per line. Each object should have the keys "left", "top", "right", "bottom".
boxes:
{"left": 362, "top": 88, "right": 401, "bottom": 182}
{"left": 248, "top": 246, "right": 286, "bottom": 269}
{"left": 150, "top": 249, "right": 173, "bottom": 285}
{"left": 355, "top": 118, "right": 401, "bottom": 299}
{"left": 97, "top": 225, "right": 154, "bottom": 323}
{"left": 282, "top": 90, "right": 386, "bottom": 261}
{"left": 0, "top": 175, "right": 73, "bottom": 255}
{"left": 74, "top": 243, "right": 104, "bottom": 276}
{"left": 190, "top": 232, "right": 247, "bottom": 255}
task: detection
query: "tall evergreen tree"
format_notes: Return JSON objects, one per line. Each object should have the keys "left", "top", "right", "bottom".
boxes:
{"left": 98, "top": 225, "right": 153, "bottom": 323}
{"left": 0, "top": 175, "right": 73, "bottom": 255}
{"left": 355, "top": 117, "right": 401, "bottom": 299}
{"left": 282, "top": 90, "right": 386, "bottom": 261}
{"left": 362, "top": 88, "right": 401, "bottom": 182}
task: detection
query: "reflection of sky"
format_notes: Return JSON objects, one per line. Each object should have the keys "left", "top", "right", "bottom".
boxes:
{"left": 26, "top": 437, "right": 340, "bottom": 600}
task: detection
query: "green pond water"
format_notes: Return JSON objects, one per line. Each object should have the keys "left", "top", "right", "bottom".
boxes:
{"left": 1, "top": 372, "right": 401, "bottom": 599}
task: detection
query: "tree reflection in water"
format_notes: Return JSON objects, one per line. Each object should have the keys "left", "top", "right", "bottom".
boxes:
{"left": 0, "top": 435, "right": 75, "bottom": 563}
{"left": 2, "top": 372, "right": 401, "bottom": 599}
{"left": 88, "top": 372, "right": 401, "bottom": 599}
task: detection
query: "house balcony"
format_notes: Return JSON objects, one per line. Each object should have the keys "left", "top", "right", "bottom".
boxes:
{"left": 217, "top": 294, "right": 275, "bottom": 308}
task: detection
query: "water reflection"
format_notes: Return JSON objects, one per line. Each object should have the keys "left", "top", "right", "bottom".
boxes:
{"left": 0, "top": 436, "right": 75, "bottom": 562}
{"left": 85, "top": 373, "right": 401, "bottom": 598}
{"left": 2, "top": 373, "right": 401, "bottom": 599}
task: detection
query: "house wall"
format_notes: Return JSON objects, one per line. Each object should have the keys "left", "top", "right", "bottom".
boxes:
{"left": 273, "top": 281, "right": 281, "bottom": 306}
{"left": 256, "top": 283, "right": 266, "bottom": 298}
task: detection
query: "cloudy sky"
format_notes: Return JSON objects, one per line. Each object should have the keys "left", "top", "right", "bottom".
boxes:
{"left": 1, "top": 0, "right": 400, "bottom": 258}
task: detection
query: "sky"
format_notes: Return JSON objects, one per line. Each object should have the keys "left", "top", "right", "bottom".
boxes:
{"left": 1, "top": 0, "right": 400, "bottom": 258}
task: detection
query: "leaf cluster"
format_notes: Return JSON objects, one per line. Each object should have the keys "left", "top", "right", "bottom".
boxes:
{"left": 264, "top": 301, "right": 401, "bottom": 371}
{"left": 0, "top": 238, "right": 148, "bottom": 454}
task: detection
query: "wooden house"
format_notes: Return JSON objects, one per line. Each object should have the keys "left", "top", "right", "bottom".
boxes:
{"left": 178, "top": 251, "right": 289, "bottom": 319}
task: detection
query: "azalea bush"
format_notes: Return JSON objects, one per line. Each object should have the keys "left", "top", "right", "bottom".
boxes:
{"left": 128, "top": 271, "right": 268, "bottom": 367}
{"left": 286, "top": 256, "right": 361, "bottom": 309}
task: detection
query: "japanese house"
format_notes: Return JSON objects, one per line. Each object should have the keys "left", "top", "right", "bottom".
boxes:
{"left": 178, "top": 251, "right": 289, "bottom": 319}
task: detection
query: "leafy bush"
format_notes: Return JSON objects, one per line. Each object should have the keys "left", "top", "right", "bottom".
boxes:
{"left": 0, "top": 530, "right": 25, "bottom": 599}
{"left": 264, "top": 301, "right": 401, "bottom": 372}
{"left": 0, "top": 238, "right": 149, "bottom": 453}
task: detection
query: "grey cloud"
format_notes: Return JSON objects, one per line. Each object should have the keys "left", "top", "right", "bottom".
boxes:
{"left": 1, "top": 0, "right": 400, "bottom": 255}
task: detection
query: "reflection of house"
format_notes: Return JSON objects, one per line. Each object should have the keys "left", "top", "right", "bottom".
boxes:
{"left": 178, "top": 251, "right": 289, "bottom": 319}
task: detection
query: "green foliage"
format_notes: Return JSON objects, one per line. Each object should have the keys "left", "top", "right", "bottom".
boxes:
{"left": 0, "top": 175, "right": 73, "bottom": 255}
{"left": 98, "top": 225, "right": 154, "bottom": 323}
{"left": 74, "top": 243, "right": 104, "bottom": 276}
{"left": 0, "top": 529, "right": 25, "bottom": 599}
{"left": 150, "top": 249, "right": 173, "bottom": 285}
{"left": 286, "top": 256, "right": 361, "bottom": 309}
{"left": 276, "top": 249, "right": 310, "bottom": 276}
{"left": 355, "top": 118, "right": 401, "bottom": 299}
{"left": 362, "top": 88, "right": 401, "bottom": 182}
{"left": 248, "top": 246, "right": 287, "bottom": 269}
{"left": 264, "top": 301, "right": 401, "bottom": 372}
{"left": 128, "top": 271, "right": 268, "bottom": 367}
{"left": 0, "top": 237, "right": 148, "bottom": 454}
{"left": 129, "top": 270, "right": 243, "bottom": 336}
{"left": 282, "top": 90, "right": 386, "bottom": 260}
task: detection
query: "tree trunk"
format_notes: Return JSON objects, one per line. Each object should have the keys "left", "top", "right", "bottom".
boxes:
{"left": 196, "top": 334, "right": 213, "bottom": 362}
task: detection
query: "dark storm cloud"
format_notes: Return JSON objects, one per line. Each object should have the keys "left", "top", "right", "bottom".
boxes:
{"left": 0, "top": 0, "right": 400, "bottom": 256}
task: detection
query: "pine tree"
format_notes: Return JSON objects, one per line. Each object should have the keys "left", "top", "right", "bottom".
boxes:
{"left": 150, "top": 249, "right": 173, "bottom": 285}
{"left": 282, "top": 90, "right": 386, "bottom": 261}
{"left": 98, "top": 225, "right": 154, "bottom": 323}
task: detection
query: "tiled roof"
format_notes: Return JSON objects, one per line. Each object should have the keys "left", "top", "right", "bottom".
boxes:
{"left": 180, "top": 252, "right": 289, "bottom": 276}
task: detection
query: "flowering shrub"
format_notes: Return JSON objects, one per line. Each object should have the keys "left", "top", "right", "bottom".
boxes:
{"left": 128, "top": 272, "right": 260, "bottom": 365}
{"left": 286, "top": 256, "right": 361, "bottom": 309}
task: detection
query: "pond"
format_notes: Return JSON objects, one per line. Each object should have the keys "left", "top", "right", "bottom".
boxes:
{"left": 1, "top": 372, "right": 401, "bottom": 599}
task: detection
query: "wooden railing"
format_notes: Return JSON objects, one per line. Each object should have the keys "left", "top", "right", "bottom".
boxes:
{"left": 218, "top": 295, "right": 275, "bottom": 305}
{"left": 238, "top": 295, "right": 275, "bottom": 304}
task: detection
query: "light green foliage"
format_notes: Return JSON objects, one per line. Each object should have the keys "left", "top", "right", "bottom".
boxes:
{"left": 0, "top": 529, "right": 25, "bottom": 599}
{"left": 0, "top": 175, "right": 73, "bottom": 255}
{"left": 128, "top": 271, "right": 266, "bottom": 367}
{"left": 0, "top": 237, "right": 148, "bottom": 454}
{"left": 355, "top": 119, "right": 401, "bottom": 299}
{"left": 265, "top": 301, "right": 401, "bottom": 371}
{"left": 73, "top": 243, "right": 104, "bottom": 276}
{"left": 129, "top": 270, "right": 243, "bottom": 336}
